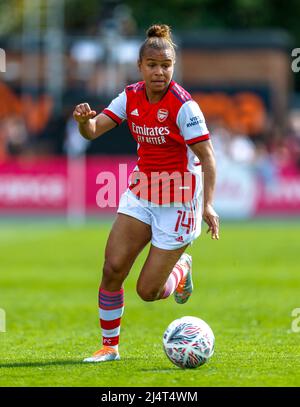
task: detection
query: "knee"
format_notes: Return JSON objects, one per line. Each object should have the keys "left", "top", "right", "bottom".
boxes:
{"left": 136, "top": 284, "right": 161, "bottom": 302}
{"left": 102, "top": 258, "right": 124, "bottom": 282}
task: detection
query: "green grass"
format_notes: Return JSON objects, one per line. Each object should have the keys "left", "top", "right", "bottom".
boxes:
{"left": 0, "top": 220, "right": 300, "bottom": 387}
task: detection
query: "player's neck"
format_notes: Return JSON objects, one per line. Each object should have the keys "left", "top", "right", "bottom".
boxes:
{"left": 145, "top": 86, "right": 168, "bottom": 104}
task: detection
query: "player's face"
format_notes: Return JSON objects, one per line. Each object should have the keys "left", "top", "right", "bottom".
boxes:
{"left": 138, "top": 48, "right": 174, "bottom": 96}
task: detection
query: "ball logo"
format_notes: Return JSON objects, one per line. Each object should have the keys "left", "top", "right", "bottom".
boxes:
{"left": 157, "top": 109, "right": 168, "bottom": 122}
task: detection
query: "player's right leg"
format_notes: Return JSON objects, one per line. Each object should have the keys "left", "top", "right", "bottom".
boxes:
{"left": 83, "top": 213, "right": 151, "bottom": 362}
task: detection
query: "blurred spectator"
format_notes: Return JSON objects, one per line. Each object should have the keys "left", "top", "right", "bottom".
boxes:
{"left": 253, "top": 141, "right": 278, "bottom": 184}
{"left": 228, "top": 128, "right": 256, "bottom": 165}
{"left": 70, "top": 39, "right": 105, "bottom": 81}
{"left": 286, "top": 110, "right": 300, "bottom": 171}
{"left": 0, "top": 115, "right": 28, "bottom": 158}
{"left": 209, "top": 120, "right": 232, "bottom": 165}
{"left": 210, "top": 119, "right": 257, "bottom": 166}
{"left": 269, "top": 125, "right": 299, "bottom": 176}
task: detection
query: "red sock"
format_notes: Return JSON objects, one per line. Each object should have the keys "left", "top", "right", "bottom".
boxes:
{"left": 99, "top": 287, "right": 124, "bottom": 350}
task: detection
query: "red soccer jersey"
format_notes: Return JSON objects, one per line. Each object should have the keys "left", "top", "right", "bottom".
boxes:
{"left": 102, "top": 80, "right": 209, "bottom": 204}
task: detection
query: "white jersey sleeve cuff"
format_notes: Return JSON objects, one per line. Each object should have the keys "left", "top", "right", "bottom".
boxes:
{"left": 102, "top": 90, "right": 127, "bottom": 125}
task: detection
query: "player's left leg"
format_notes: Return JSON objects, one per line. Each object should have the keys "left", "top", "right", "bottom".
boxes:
{"left": 136, "top": 244, "right": 192, "bottom": 302}
{"left": 136, "top": 196, "right": 201, "bottom": 303}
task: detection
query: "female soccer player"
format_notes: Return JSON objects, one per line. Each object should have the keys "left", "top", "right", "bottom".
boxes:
{"left": 73, "top": 24, "right": 219, "bottom": 362}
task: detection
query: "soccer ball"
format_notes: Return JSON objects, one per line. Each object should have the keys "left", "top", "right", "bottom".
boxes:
{"left": 163, "top": 316, "right": 215, "bottom": 369}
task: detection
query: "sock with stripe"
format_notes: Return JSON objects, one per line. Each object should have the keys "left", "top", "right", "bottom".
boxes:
{"left": 99, "top": 287, "right": 124, "bottom": 351}
{"left": 160, "top": 262, "right": 188, "bottom": 299}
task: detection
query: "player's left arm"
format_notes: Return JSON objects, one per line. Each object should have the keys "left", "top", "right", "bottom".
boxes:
{"left": 189, "top": 140, "right": 219, "bottom": 240}
{"left": 177, "top": 99, "right": 219, "bottom": 239}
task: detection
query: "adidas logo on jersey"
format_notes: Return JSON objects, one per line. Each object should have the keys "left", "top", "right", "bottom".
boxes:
{"left": 131, "top": 108, "right": 139, "bottom": 116}
{"left": 176, "top": 236, "right": 184, "bottom": 242}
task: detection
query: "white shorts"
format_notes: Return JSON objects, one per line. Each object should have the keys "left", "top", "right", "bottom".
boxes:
{"left": 117, "top": 189, "right": 202, "bottom": 250}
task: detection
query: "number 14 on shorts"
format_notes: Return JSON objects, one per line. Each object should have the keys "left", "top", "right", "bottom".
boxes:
{"left": 175, "top": 210, "right": 196, "bottom": 234}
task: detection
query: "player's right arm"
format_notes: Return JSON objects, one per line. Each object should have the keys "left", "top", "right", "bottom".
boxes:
{"left": 73, "top": 103, "right": 117, "bottom": 141}
{"left": 74, "top": 91, "right": 127, "bottom": 140}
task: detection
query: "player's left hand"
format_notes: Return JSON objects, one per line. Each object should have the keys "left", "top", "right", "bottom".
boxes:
{"left": 203, "top": 204, "right": 219, "bottom": 240}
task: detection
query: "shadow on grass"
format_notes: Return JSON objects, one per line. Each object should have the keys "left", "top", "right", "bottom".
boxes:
{"left": 0, "top": 358, "right": 178, "bottom": 371}
{"left": 139, "top": 367, "right": 181, "bottom": 372}
{"left": 0, "top": 356, "right": 181, "bottom": 373}
{"left": 0, "top": 360, "right": 88, "bottom": 369}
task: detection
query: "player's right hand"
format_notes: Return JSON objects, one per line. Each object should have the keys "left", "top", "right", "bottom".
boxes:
{"left": 73, "top": 103, "right": 97, "bottom": 124}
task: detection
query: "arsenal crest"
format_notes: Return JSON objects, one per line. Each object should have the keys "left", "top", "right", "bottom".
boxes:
{"left": 157, "top": 108, "right": 168, "bottom": 122}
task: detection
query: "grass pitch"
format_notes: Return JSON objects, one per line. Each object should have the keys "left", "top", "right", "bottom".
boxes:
{"left": 0, "top": 219, "right": 299, "bottom": 387}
